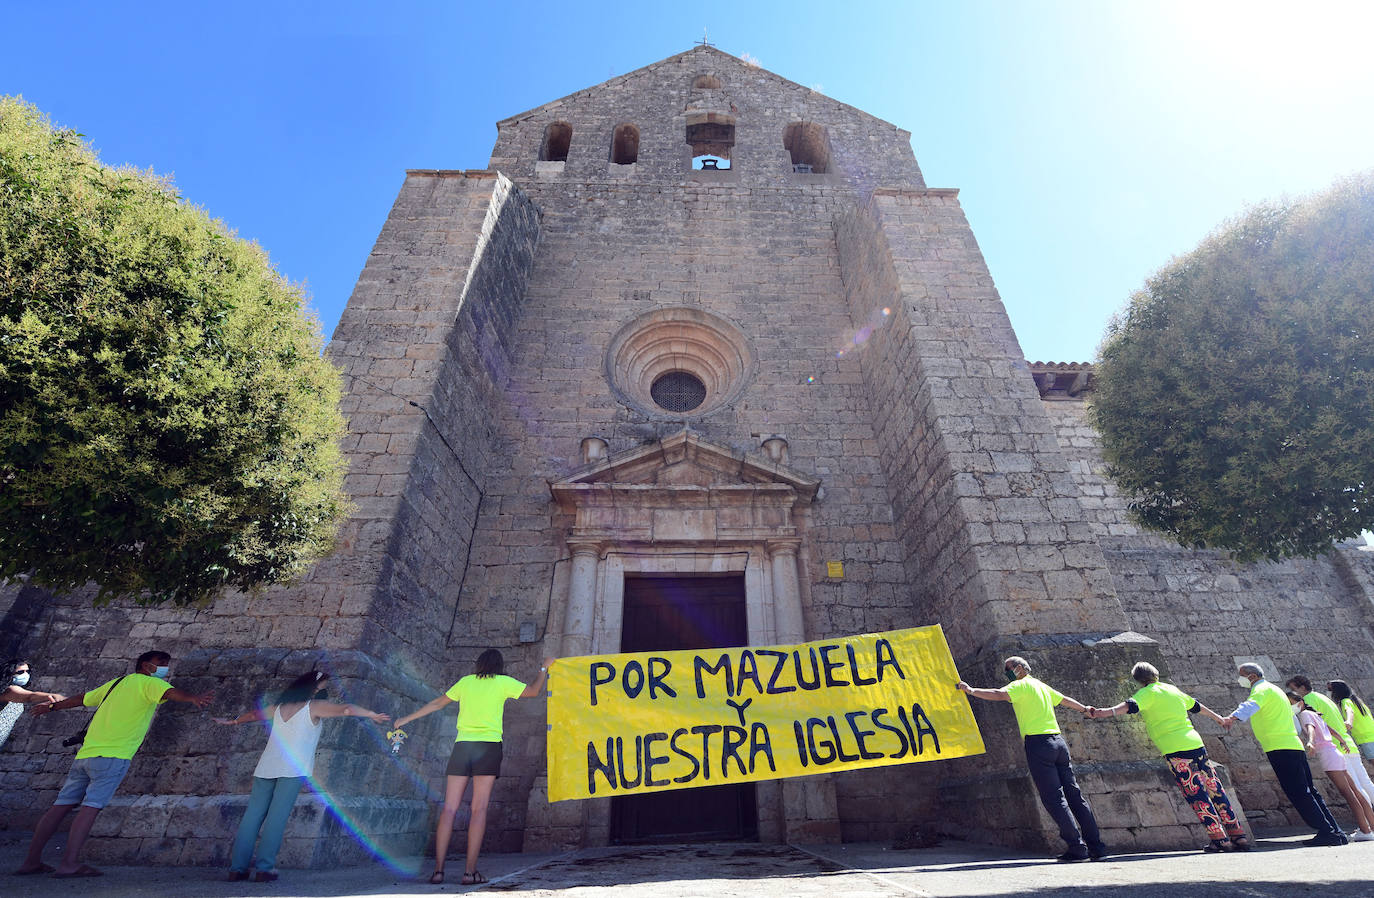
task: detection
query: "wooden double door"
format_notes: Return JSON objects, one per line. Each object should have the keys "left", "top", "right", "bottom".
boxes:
{"left": 609, "top": 573, "right": 759, "bottom": 844}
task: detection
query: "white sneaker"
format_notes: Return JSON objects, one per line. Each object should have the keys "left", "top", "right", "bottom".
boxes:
{"left": 1351, "top": 831, "right": 1374, "bottom": 842}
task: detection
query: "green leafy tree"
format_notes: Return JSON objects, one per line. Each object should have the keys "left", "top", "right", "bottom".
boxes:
{"left": 1092, "top": 173, "right": 1374, "bottom": 562}
{"left": 0, "top": 97, "right": 349, "bottom": 604}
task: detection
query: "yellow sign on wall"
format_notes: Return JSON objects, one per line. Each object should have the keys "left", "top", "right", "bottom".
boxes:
{"left": 546, "top": 625, "right": 983, "bottom": 802}
{"left": 826, "top": 561, "right": 845, "bottom": 579}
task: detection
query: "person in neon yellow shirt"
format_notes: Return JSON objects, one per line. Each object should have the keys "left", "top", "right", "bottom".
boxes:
{"left": 14, "top": 650, "right": 214, "bottom": 878}
{"left": 1330, "top": 680, "right": 1374, "bottom": 764}
{"left": 395, "top": 649, "right": 554, "bottom": 886}
{"left": 1286, "top": 675, "right": 1374, "bottom": 808}
{"left": 1221, "top": 663, "right": 1346, "bottom": 846}
{"left": 1086, "top": 662, "right": 1249, "bottom": 852}
{"left": 957, "top": 655, "right": 1106, "bottom": 862}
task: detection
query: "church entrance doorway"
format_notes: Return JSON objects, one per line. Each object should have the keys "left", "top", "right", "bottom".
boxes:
{"left": 609, "top": 573, "right": 759, "bottom": 844}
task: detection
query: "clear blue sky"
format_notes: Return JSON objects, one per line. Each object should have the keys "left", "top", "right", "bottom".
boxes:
{"left": 4, "top": 1, "right": 1372, "bottom": 363}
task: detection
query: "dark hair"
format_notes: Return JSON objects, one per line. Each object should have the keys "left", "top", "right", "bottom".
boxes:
{"left": 1330, "top": 680, "right": 1369, "bottom": 716}
{"left": 135, "top": 650, "right": 170, "bottom": 670}
{"left": 1287, "top": 675, "right": 1312, "bottom": 691}
{"left": 278, "top": 670, "right": 328, "bottom": 704}
{"left": 475, "top": 649, "right": 504, "bottom": 678}
{"left": 4, "top": 659, "right": 31, "bottom": 679}
{"left": 274, "top": 672, "right": 328, "bottom": 708}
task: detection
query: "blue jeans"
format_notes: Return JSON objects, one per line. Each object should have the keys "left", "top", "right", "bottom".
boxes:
{"left": 230, "top": 776, "right": 305, "bottom": 872}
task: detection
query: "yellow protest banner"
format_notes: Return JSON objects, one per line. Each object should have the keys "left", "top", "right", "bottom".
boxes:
{"left": 547, "top": 625, "right": 983, "bottom": 802}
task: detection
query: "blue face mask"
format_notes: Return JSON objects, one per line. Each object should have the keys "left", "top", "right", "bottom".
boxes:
{"left": 11, "top": 672, "right": 29, "bottom": 687}
{"left": 152, "top": 666, "right": 170, "bottom": 680}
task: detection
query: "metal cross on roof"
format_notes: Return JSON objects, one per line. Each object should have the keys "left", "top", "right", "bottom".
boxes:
{"left": 697, "top": 29, "right": 713, "bottom": 48}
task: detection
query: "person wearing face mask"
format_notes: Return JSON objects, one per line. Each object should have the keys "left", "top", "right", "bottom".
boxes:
{"left": 14, "top": 650, "right": 214, "bottom": 877}
{"left": 213, "top": 670, "right": 391, "bottom": 882}
{"left": 1285, "top": 675, "right": 1374, "bottom": 808}
{"left": 957, "top": 656, "right": 1108, "bottom": 862}
{"left": 2, "top": 659, "right": 66, "bottom": 750}
{"left": 1220, "top": 663, "right": 1347, "bottom": 846}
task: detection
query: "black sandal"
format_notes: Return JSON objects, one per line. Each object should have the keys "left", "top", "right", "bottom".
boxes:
{"left": 461, "top": 870, "right": 487, "bottom": 885}
{"left": 1203, "top": 839, "right": 1232, "bottom": 853}
{"left": 1230, "top": 836, "right": 1253, "bottom": 851}
{"left": 429, "top": 871, "right": 445, "bottom": 884}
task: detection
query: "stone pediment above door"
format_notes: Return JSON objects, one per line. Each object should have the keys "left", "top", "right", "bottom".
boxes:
{"left": 550, "top": 429, "right": 818, "bottom": 544}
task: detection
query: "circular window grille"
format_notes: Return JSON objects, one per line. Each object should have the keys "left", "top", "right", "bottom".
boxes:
{"left": 605, "top": 307, "right": 755, "bottom": 418}
{"left": 650, "top": 371, "right": 707, "bottom": 412}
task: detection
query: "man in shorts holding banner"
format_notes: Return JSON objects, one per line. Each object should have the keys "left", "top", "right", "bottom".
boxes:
{"left": 958, "top": 656, "right": 1107, "bottom": 862}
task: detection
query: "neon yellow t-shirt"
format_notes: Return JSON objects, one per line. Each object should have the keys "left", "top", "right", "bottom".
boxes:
{"left": 1248, "top": 680, "right": 1302, "bottom": 753}
{"left": 1131, "top": 682, "right": 1204, "bottom": 756}
{"left": 1004, "top": 676, "right": 1063, "bottom": 736}
{"left": 1304, "top": 691, "right": 1357, "bottom": 754}
{"left": 1343, "top": 697, "right": 1374, "bottom": 744}
{"left": 77, "top": 674, "right": 173, "bottom": 760}
{"left": 446, "top": 674, "right": 525, "bottom": 742}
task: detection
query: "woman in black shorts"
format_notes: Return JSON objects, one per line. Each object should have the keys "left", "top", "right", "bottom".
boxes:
{"left": 395, "top": 650, "right": 553, "bottom": 885}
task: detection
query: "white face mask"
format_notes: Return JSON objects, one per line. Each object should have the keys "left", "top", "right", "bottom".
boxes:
{"left": 1237, "top": 675, "right": 1253, "bottom": 689}
{"left": 11, "top": 672, "right": 29, "bottom": 687}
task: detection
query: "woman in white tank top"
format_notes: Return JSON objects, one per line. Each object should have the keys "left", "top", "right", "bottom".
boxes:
{"left": 213, "top": 671, "right": 390, "bottom": 882}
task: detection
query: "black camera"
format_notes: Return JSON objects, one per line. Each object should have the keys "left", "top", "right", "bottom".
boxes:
{"left": 61, "top": 729, "right": 87, "bottom": 748}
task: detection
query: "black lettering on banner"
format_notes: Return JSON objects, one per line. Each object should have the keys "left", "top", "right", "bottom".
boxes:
{"left": 846, "top": 644, "right": 878, "bottom": 686}
{"left": 794, "top": 648, "right": 822, "bottom": 690}
{"left": 736, "top": 651, "right": 763, "bottom": 696}
{"left": 874, "top": 639, "right": 905, "bottom": 682}
{"left": 871, "top": 707, "right": 910, "bottom": 758}
{"left": 911, "top": 703, "right": 941, "bottom": 754}
{"left": 670, "top": 728, "right": 701, "bottom": 783}
{"left": 622, "top": 660, "right": 645, "bottom": 699}
{"left": 826, "top": 715, "right": 861, "bottom": 762}
{"left": 807, "top": 717, "right": 836, "bottom": 764}
{"left": 819, "top": 644, "right": 848, "bottom": 687}
{"left": 588, "top": 738, "right": 617, "bottom": 794}
{"left": 725, "top": 696, "right": 754, "bottom": 726}
{"left": 722, "top": 725, "right": 748, "bottom": 776}
{"left": 647, "top": 657, "right": 676, "bottom": 699}
{"left": 590, "top": 661, "right": 615, "bottom": 706}
{"left": 749, "top": 722, "right": 776, "bottom": 773}
{"left": 896, "top": 705, "right": 917, "bottom": 753}
{"left": 691, "top": 724, "right": 722, "bottom": 780}
{"left": 615, "top": 735, "right": 644, "bottom": 788}
{"left": 695, "top": 654, "right": 734, "bottom": 699}
{"left": 793, "top": 720, "right": 809, "bottom": 767}
{"left": 757, "top": 649, "right": 795, "bottom": 694}
{"left": 644, "top": 732, "right": 670, "bottom": 786}
{"left": 845, "top": 710, "right": 883, "bottom": 760}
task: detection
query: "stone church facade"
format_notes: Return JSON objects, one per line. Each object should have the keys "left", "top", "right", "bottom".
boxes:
{"left": 4, "top": 46, "right": 1374, "bottom": 865}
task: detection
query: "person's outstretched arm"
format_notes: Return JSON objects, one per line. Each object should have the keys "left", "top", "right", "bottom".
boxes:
{"left": 30, "top": 692, "right": 89, "bottom": 716}
{"left": 1, "top": 684, "right": 64, "bottom": 705}
{"left": 163, "top": 687, "right": 215, "bottom": 709}
{"left": 520, "top": 659, "right": 556, "bottom": 698}
{"left": 394, "top": 695, "right": 453, "bottom": 729}
{"left": 956, "top": 681, "right": 1010, "bottom": 702}
{"left": 1196, "top": 702, "right": 1229, "bottom": 726}
{"left": 1058, "top": 695, "right": 1090, "bottom": 714}
{"left": 213, "top": 706, "right": 275, "bottom": 726}
{"left": 1086, "top": 701, "right": 1130, "bottom": 719}
{"left": 311, "top": 701, "right": 390, "bottom": 724}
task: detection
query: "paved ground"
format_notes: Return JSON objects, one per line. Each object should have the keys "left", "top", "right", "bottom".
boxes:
{"left": 6, "top": 832, "right": 1374, "bottom": 897}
